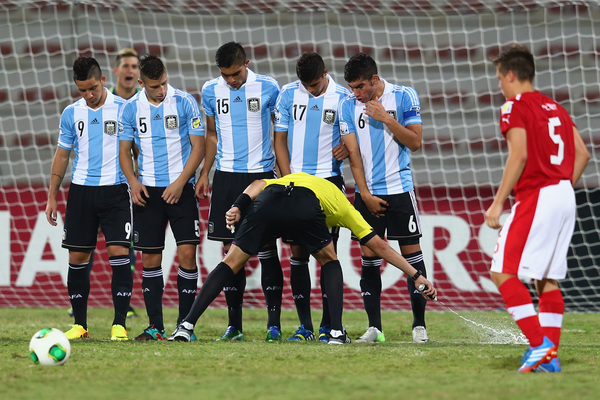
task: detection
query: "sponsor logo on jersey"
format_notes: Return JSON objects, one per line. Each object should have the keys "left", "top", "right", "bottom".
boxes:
{"left": 165, "top": 115, "right": 178, "bottom": 129}
{"left": 542, "top": 102, "right": 558, "bottom": 111}
{"left": 247, "top": 97, "right": 260, "bottom": 112}
{"left": 323, "top": 109, "right": 336, "bottom": 124}
{"left": 233, "top": 96, "right": 242, "bottom": 102}
{"left": 387, "top": 110, "right": 397, "bottom": 119}
{"left": 104, "top": 120, "right": 117, "bottom": 135}
{"left": 311, "top": 104, "right": 320, "bottom": 111}
{"left": 339, "top": 121, "right": 349, "bottom": 134}
{"left": 191, "top": 117, "right": 201, "bottom": 129}
{"left": 153, "top": 113, "right": 162, "bottom": 120}
{"left": 91, "top": 118, "right": 100, "bottom": 124}
{"left": 501, "top": 101, "right": 513, "bottom": 114}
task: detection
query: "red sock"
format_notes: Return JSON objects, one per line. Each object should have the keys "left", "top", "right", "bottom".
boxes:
{"left": 498, "top": 277, "right": 544, "bottom": 347}
{"left": 538, "top": 289, "right": 564, "bottom": 349}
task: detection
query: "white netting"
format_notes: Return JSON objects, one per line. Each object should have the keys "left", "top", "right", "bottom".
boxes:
{"left": 1, "top": 0, "right": 598, "bottom": 311}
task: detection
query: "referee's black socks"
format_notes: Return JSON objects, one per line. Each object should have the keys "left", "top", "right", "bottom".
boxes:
{"left": 185, "top": 262, "right": 234, "bottom": 326}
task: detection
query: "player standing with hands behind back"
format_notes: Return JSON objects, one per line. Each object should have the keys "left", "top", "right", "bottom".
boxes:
{"left": 119, "top": 55, "right": 205, "bottom": 340}
{"left": 340, "top": 53, "right": 430, "bottom": 343}
{"left": 485, "top": 44, "right": 589, "bottom": 373}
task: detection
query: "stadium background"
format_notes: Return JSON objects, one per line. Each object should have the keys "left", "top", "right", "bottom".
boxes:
{"left": 0, "top": 0, "right": 598, "bottom": 311}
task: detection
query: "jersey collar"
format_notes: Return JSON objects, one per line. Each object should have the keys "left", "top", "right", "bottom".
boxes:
{"left": 217, "top": 68, "right": 257, "bottom": 89}
{"left": 298, "top": 74, "right": 335, "bottom": 98}
{"left": 139, "top": 84, "right": 175, "bottom": 106}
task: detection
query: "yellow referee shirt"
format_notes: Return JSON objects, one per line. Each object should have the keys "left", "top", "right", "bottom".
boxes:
{"left": 263, "top": 172, "right": 373, "bottom": 241}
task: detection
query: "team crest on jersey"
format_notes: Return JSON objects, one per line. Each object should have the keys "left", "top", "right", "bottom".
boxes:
{"left": 386, "top": 110, "right": 397, "bottom": 119}
{"left": 191, "top": 117, "right": 201, "bottom": 129}
{"left": 247, "top": 98, "right": 260, "bottom": 112}
{"left": 104, "top": 120, "right": 117, "bottom": 135}
{"left": 323, "top": 109, "right": 336, "bottom": 124}
{"left": 165, "top": 115, "right": 178, "bottom": 129}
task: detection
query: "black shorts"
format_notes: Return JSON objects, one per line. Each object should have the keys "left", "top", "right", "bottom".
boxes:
{"left": 234, "top": 185, "right": 332, "bottom": 256}
{"left": 207, "top": 169, "right": 277, "bottom": 242}
{"left": 133, "top": 183, "right": 199, "bottom": 252}
{"left": 62, "top": 183, "right": 132, "bottom": 250}
{"left": 352, "top": 190, "right": 422, "bottom": 245}
{"left": 282, "top": 174, "right": 344, "bottom": 245}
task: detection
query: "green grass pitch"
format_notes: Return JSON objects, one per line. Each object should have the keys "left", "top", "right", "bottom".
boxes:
{"left": 2, "top": 308, "right": 599, "bottom": 399}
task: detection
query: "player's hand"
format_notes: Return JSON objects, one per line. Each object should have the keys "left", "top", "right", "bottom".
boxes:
{"left": 415, "top": 276, "right": 437, "bottom": 300}
{"left": 196, "top": 174, "right": 210, "bottom": 199}
{"left": 45, "top": 199, "right": 58, "bottom": 226}
{"left": 225, "top": 206, "right": 241, "bottom": 232}
{"left": 484, "top": 202, "right": 503, "bottom": 229}
{"left": 363, "top": 96, "right": 387, "bottom": 122}
{"left": 363, "top": 193, "right": 389, "bottom": 217}
{"left": 130, "top": 181, "right": 149, "bottom": 207}
{"left": 332, "top": 142, "right": 349, "bottom": 160}
{"left": 162, "top": 182, "right": 184, "bottom": 205}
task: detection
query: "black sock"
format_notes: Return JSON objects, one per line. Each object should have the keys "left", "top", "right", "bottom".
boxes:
{"left": 177, "top": 266, "right": 198, "bottom": 324}
{"left": 405, "top": 251, "right": 427, "bottom": 328}
{"left": 360, "top": 256, "right": 383, "bottom": 331}
{"left": 319, "top": 269, "right": 330, "bottom": 328}
{"left": 321, "top": 260, "right": 343, "bottom": 331}
{"left": 259, "top": 247, "right": 283, "bottom": 328}
{"left": 142, "top": 266, "right": 164, "bottom": 331}
{"left": 224, "top": 265, "right": 246, "bottom": 330}
{"left": 109, "top": 255, "right": 133, "bottom": 327}
{"left": 68, "top": 262, "right": 90, "bottom": 329}
{"left": 185, "top": 262, "right": 234, "bottom": 325}
{"left": 290, "top": 257, "right": 313, "bottom": 331}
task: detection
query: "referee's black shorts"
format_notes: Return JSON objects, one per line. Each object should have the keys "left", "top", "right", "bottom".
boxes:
{"left": 352, "top": 190, "right": 422, "bottom": 245}
{"left": 207, "top": 169, "right": 277, "bottom": 243}
{"left": 233, "top": 185, "right": 332, "bottom": 256}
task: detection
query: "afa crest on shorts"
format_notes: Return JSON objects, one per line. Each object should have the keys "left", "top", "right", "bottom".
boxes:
{"left": 323, "top": 109, "right": 336, "bottom": 124}
{"left": 165, "top": 115, "right": 178, "bottom": 129}
{"left": 104, "top": 120, "right": 117, "bottom": 135}
{"left": 247, "top": 98, "right": 261, "bottom": 112}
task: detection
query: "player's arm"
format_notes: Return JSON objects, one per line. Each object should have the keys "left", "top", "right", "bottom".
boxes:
{"left": 131, "top": 142, "right": 140, "bottom": 177}
{"left": 45, "top": 147, "right": 70, "bottom": 226}
{"left": 197, "top": 115, "right": 216, "bottom": 199}
{"left": 225, "top": 179, "right": 268, "bottom": 230}
{"left": 343, "top": 132, "right": 389, "bottom": 217}
{"left": 364, "top": 96, "right": 422, "bottom": 151}
{"left": 572, "top": 126, "right": 590, "bottom": 185}
{"left": 163, "top": 134, "right": 205, "bottom": 205}
{"left": 274, "top": 130, "right": 292, "bottom": 176}
{"left": 120, "top": 138, "right": 148, "bottom": 206}
{"left": 484, "top": 127, "right": 527, "bottom": 229}
{"left": 332, "top": 141, "right": 349, "bottom": 160}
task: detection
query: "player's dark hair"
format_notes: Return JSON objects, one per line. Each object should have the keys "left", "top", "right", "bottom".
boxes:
{"left": 492, "top": 44, "right": 535, "bottom": 82}
{"left": 139, "top": 54, "right": 165, "bottom": 80}
{"left": 72, "top": 56, "right": 102, "bottom": 82}
{"left": 296, "top": 52, "right": 325, "bottom": 83}
{"left": 115, "top": 48, "right": 139, "bottom": 67}
{"left": 216, "top": 41, "right": 246, "bottom": 68}
{"left": 344, "top": 53, "right": 378, "bottom": 83}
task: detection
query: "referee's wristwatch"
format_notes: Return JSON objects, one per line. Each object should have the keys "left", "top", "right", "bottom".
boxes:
{"left": 411, "top": 270, "right": 422, "bottom": 281}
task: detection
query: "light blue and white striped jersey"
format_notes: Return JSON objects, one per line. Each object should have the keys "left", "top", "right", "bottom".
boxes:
{"left": 339, "top": 79, "right": 422, "bottom": 195}
{"left": 58, "top": 89, "right": 126, "bottom": 186}
{"left": 274, "top": 75, "right": 350, "bottom": 178}
{"left": 119, "top": 84, "right": 204, "bottom": 187}
{"left": 202, "top": 69, "right": 279, "bottom": 173}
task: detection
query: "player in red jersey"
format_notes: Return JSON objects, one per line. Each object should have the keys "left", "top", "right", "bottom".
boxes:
{"left": 485, "top": 44, "right": 590, "bottom": 373}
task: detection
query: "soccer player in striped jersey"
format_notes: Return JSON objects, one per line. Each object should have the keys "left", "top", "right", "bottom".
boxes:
{"left": 485, "top": 44, "right": 589, "bottom": 373}
{"left": 119, "top": 55, "right": 205, "bottom": 340}
{"left": 339, "top": 53, "right": 430, "bottom": 343}
{"left": 111, "top": 48, "right": 140, "bottom": 101}
{"left": 45, "top": 56, "right": 133, "bottom": 341}
{"left": 274, "top": 52, "right": 350, "bottom": 341}
{"left": 168, "top": 173, "right": 437, "bottom": 344}
{"left": 197, "top": 41, "right": 283, "bottom": 342}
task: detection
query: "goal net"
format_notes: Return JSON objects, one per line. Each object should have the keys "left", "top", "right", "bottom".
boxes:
{"left": 1, "top": 0, "right": 598, "bottom": 312}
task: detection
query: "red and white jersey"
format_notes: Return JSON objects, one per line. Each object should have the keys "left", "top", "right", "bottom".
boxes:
{"left": 499, "top": 91, "right": 575, "bottom": 198}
